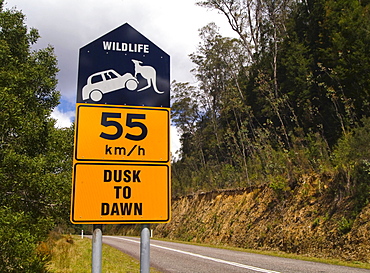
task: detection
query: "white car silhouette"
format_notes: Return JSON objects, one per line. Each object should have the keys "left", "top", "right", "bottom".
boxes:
{"left": 82, "top": 69, "right": 139, "bottom": 101}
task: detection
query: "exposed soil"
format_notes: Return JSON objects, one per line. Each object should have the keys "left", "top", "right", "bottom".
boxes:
{"left": 154, "top": 177, "right": 370, "bottom": 262}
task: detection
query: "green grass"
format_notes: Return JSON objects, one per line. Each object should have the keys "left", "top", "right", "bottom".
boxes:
{"left": 46, "top": 235, "right": 161, "bottom": 273}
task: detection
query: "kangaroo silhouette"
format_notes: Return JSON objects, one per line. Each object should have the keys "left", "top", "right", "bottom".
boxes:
{"left": 131, "top": 59, "right": 164, "bottom": 94}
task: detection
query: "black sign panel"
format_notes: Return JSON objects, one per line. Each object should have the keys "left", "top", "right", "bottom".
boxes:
{"left": 77, "top": 23, "right": 170, "bottom": 107}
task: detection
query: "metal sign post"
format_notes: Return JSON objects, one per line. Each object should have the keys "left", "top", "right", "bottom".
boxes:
{"left": 92, "top": 225, "right": 103, "bottom": 273}
{"left": 140, "top": 224, "right": 150, "bottom": 273}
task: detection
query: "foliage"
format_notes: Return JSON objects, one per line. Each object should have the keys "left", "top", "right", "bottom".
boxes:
{"left": 337, "top": 216, "right": 354, "bottom": 235}
{"left": 171, "top": 0, "right": 370, "bottom": 205}
{"left": 333, "top": 117, "right": 370, "bottom": 211}
{"left": 0, "top": 207, "right": 52, "bottom": 272}
{"left": 0, "top": 2, "right": 73, "bottom": 272}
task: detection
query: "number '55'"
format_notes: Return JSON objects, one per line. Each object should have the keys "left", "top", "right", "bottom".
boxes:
{"left": 100, "top": 112, "right": 148, "bottom": 141}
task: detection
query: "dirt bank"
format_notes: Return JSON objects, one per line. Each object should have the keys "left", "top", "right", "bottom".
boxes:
{"left": 154, "top": 179, "right": 370, "bottom": 262}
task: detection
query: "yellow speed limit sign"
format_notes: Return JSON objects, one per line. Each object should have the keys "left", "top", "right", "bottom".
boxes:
{"left": 74, "top": 104, "right": 170, "bottom": 163}
{"left": 71, "top": 103, "right": 171, "bottom": 223}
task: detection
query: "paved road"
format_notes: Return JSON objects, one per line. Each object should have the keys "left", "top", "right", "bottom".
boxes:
{"left": 101, "top": 236, "right": 370, "bottom": 273}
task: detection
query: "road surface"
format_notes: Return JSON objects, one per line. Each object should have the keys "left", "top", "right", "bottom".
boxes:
{"left": 101, "top": 236, "right": 370, "bottom": 273}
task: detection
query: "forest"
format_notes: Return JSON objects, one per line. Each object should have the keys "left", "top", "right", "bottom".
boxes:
{"left": 171, "top": 0, "right": 370, "bottom": 206}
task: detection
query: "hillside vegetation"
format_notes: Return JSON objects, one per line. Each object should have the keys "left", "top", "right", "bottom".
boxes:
{"left": 163, "top": 0, "right": 370, "bottom": 263}
{"left": 111, "top": 0, "right": 370, "bottom": 263}
{"left": 172, "top": 0, "right": 370, "bottom": 199}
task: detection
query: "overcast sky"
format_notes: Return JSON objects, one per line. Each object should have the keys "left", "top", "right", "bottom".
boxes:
{"left": 5, "top": 0, "right": 236, "bottom": 154}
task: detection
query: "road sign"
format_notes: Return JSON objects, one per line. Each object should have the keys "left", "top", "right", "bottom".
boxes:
{"left": 71, "top": 23, "right": 170, "bottom": 224}
{"left": 74, "top": 104, "right": 170, "bottom": 163}
{"left": 71, "top": 163, "right": 170, "bottom": 223}
{"left": 77, "top": 23, "right": 170, "bottom": 107}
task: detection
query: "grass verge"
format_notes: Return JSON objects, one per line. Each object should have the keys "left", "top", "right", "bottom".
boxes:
{"left": 46, "top": 235, "right": 160, "bottom": 273}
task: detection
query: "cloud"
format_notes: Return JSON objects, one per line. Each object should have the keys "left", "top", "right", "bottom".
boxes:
{"left": 7, "top": 0, "right": 237, "bottom": 155}
{"left": 8, "top": 0, "right": 235, "bottom": 96}
{"left": 51, "top": 107, "right": 75, "bottom": 128}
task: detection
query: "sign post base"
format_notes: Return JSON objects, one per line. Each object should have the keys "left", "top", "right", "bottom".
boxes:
{"left": 92, "top": 224, "right": 103, "bottom": 273}
{"left": 140, "top": 224, "right": 150, "bottom": 273}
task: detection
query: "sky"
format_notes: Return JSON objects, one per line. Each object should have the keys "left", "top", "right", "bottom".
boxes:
{"left": 5, "top": 0, "right": 236, "bottom": 155}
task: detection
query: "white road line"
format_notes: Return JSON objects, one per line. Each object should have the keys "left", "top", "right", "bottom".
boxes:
{"left": 106, "top": 236, "right": 281, "bottom": 273}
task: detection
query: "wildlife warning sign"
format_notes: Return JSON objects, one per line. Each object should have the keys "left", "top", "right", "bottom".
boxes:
{"left": 76, "top": 23, "right": 170, "bottom": 107}
{"left": 71, "top": 23, "right": 171, "bottom": 224}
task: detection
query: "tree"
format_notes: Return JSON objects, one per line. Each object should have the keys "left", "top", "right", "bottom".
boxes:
{"left": 171, "top": 0, "right": 370, "bottom": 196}
{"left": 0, "top": 2, "right": 73, "bottom": 271}
{"left": 277, "top": 0, "right": 370, "bottom": 145}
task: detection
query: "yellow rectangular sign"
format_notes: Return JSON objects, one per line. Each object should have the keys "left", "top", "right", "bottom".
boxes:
{"left": 71, "top": 163, "right": 170, "bottom": 223}
{"left": 75, "top": 104, "right": 170, "bottom": 163}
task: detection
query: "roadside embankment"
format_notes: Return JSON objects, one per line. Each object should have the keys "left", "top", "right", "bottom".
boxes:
{"left": 154, "top": 179, "right": 370, "bottom": 262}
